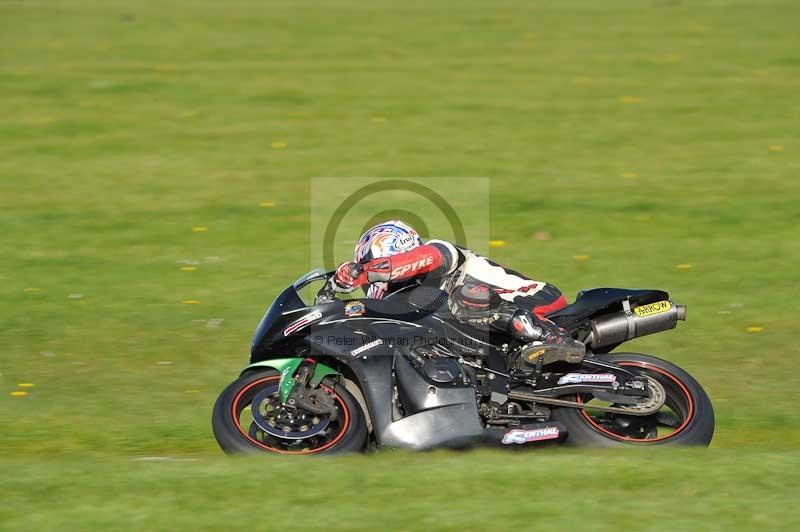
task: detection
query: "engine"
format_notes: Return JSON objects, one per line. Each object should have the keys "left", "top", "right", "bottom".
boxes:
{"left": 421, "top": 357, "right": 465, "bottom": 384}
{"left": 407, "top": 345, "right": 474, "bottom": 386}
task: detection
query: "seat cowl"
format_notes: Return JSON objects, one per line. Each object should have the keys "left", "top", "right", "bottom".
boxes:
{"left": 547, "top": 288, "right": 669, "bottom": 320}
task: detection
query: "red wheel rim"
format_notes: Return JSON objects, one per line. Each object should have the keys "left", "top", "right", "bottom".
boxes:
{"left": 578, "top": 361, "right": 694, "bottom": 443}
{"left": 231, "top": 376, "right": 350, "bottom": 454}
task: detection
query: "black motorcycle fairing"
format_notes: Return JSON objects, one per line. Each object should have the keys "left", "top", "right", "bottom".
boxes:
{"left": 381, "top": 400, "right": 484, "bottom": 450}
{"left": 250, "top": 285, "right": 307, "bottom": 356}
{"left": 250, "top": 289, "right": 455, "bottom": 363}
{"left": 384, "top": 355, "right": 484, "bottom": 449}
{"left": 250, "top": 298, "right": 347, "bottom": 360}
{"left": 360, "top": 296, "right": 434, "bottom": 322}
{"left": 395, "top": 354, "right": 473, "bottom": 414}
{"left": 306, "top": 325, "right": 398, "bottom": 360}
{"left": 290, "top": 322, "right": 485, "bottom": 450}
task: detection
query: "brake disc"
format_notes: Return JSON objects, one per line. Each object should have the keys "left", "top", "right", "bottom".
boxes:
{"left": 618, "top": 376, "right": 666, "bottom": 414}
{"left": 250, "top": 388, "right": 330, "bottom": 440}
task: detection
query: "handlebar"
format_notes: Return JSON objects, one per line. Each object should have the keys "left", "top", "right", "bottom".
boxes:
{"left": 315, "top": 275, "right": 339, "bottom": 305}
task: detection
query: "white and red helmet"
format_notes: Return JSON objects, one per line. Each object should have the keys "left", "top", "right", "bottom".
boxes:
{"left": 354, "top": 220, "right": 423, "bottom": 298}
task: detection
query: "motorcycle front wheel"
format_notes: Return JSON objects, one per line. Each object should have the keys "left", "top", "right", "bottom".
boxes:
{"left": 212, "top": 369, "right": 367, "bottom": 455}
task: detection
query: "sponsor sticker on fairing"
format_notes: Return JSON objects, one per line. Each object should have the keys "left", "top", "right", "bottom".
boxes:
{"left": 283, "top": 311, "right": 323, "bottom": 336}
{"left": 501, "top": 426, "right": 560, "bottom": 445}
{"left": 351, "top": 338, "right": 383, "bottom": 356}
{"left": 344, "top": 300, "right": 366, "bottom": 317}
{"left": 557, "top": 372, "right": 617, "bottom": 385}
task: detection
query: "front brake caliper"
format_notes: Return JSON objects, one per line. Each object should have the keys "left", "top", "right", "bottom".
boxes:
{"left": 276, "top": 359, "right": 339, "bottom": 411}
{"left": 285, "top": 363, "right": 337, "bottom": 418}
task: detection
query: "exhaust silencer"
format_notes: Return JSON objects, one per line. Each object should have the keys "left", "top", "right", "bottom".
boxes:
{"left": 589, "top": 300, "right": 686, "bottom": 348}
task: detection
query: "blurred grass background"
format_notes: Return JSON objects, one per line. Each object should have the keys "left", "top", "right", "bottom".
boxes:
{"left": 1, "top": 0, "right": 798, "bottom": 529}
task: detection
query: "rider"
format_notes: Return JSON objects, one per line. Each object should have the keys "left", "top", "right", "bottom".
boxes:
{"left": 333, "top": 220, "right": 586, "bottom": 368}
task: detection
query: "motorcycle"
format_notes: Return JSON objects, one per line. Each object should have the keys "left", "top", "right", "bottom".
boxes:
{"left": 212, "top": 269, "right": 714, "bottom": 454}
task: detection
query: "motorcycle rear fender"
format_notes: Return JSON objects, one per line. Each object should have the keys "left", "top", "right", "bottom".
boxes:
{"left": 242, "top": 358, "right": 339, "bottom": 404}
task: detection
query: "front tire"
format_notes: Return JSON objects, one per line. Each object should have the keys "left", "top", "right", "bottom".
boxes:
{"left": 552, "top": 353, "right": 714, "bottom": 447}
{"left": 212, "top": 369, "right": 367, "bottom": 455}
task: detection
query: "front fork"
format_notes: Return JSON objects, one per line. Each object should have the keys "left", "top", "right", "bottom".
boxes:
{"left": 243, "top": 357, "right": 339, "bottom": 404}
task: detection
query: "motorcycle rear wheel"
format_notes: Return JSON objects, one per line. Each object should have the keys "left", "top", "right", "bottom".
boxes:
{"left": 551, "top": 353, "right": 714, "bottom": 446}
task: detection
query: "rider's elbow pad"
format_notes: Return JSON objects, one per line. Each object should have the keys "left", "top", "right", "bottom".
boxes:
{"left": 426, "top": 240, "right": 461, "bottom": 275}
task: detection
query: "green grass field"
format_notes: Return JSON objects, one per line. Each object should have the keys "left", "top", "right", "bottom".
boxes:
{"left": 2, "top": 0, "right": 799, "bottom": 529}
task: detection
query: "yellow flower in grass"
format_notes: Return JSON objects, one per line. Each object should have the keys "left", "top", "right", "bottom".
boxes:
{"left": 182, "top": 300, "right": 201, "bottom": 305}
{"left": 192, "top": 226, "right": 208, "bottom": 233}
{"left": 745, "top": 326, "right": 763, "bottom": 333}
{"left": 18, "top": 383, "right": 35, "bottom": 388}
{"left": 489, "top": 240, "right": 507, "bottom": 248}
{"left": 180, "top": 266, "right": 197, "bottom": 272}
{"left": 259, "top": 201, "right": 276, "bottom": 207}
{"left": 573, "top": 255, "right": 590, "bottom": 262}
{"left": 10, "top": 391, "right": 28, "bottom": 397}
{"left": 675, "top": 264, "right": 693, "bottom": 270}
{"left": 271, "top": 141, "right": 287, "bottom": 149}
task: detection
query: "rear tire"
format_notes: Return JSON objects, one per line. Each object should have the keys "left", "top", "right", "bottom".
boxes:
{"left": 212, "top": 369, "right": 368, "bottom": 455}
{"left": 551, "top": 353, "right": 714, "bottom": 447}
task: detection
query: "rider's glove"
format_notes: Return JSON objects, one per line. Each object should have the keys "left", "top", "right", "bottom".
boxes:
{"left": 334, "top": 262, "right": 366, "bottom": 292}
{"left": 509, "top": 310, "right": 545, "bottom": 342}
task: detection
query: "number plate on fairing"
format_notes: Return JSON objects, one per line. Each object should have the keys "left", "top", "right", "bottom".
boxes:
{"left": 633, "top": 300, "right": 672, "bottom": 317}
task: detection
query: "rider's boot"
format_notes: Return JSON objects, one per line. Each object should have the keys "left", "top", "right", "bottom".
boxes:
{"left": 508, "top": 311, "right": 586, "bottom": 367}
